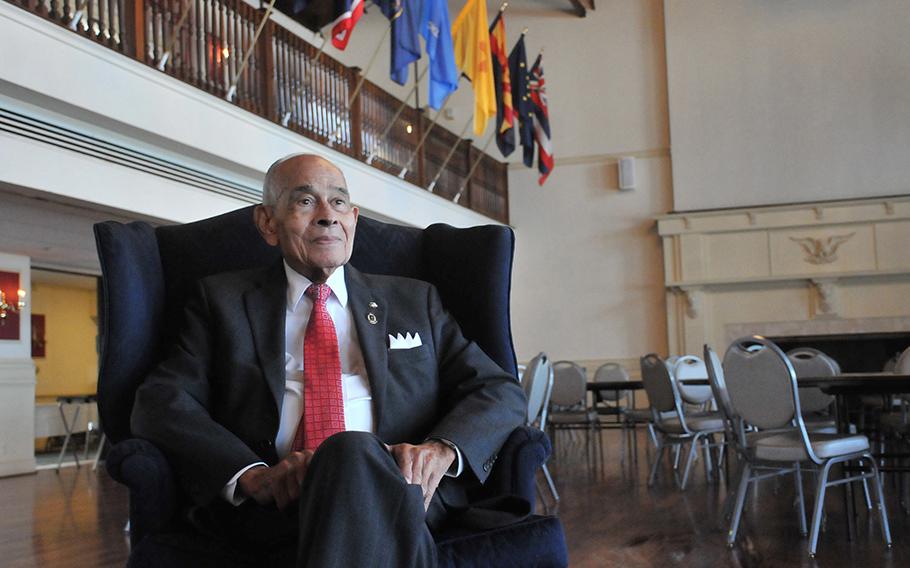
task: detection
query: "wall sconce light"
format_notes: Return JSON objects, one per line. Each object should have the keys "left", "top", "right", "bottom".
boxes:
{"left": 0, "top": 289, "right": 26, "bottom": 325}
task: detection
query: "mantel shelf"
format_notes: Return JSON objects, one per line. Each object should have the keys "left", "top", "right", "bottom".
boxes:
{"left": 666, "top": 267, "right": 910, "bottom": 289}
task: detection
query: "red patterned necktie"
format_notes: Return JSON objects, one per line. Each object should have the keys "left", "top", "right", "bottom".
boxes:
{"left": 291, "top": 283, "right": 345, "bottom": 452}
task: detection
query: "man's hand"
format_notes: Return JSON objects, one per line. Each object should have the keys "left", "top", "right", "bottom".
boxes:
{"left": 236, "top": 450, "right": 314, "bottom": 510}
{"left": 388, "top": 440, "right": 456, "bottom": 510}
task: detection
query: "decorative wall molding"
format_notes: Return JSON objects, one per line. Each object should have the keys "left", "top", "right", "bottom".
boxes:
{"left": 658, "top": 195, "right": 910, "bottom": 237}
{"left": 810, "top": 278, "right": 839, "bottom": 317}
{"left": 670, "top": 286, "right": 701, "bottom": 319}
{"left": 508, "top": 147, "right": 670, "bottom": 169}
{"left": 657, "top": 196, "right": 910, "bottom": 355}
{"left": 790, "top": 233, "right": 854, "bottom": 265}
{"left": 725, "top": 316, "right": 910, "bottom": 346}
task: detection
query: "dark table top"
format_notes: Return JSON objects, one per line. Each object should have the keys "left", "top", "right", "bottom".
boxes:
{"left": 587, "top": 373, "right": 910, "bottom": 395}
{"left": 801, "top": 373, "right": 910, "bottom": 394}
{"left": 56, "top": 395, "right": 97, "bottom": 404}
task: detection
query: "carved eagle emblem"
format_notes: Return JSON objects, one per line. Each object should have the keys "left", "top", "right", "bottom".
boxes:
{"left": 789, "top": 233, "right": 855, "bottom": 265}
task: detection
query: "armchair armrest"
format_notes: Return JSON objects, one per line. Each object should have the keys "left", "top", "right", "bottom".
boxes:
{"left": 474, "top": 426, "right": 552, "bottom": 511}
{"left": 106, "top": 438, "right": 178, "bottom": 547}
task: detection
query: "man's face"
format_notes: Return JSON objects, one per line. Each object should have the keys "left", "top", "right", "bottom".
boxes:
{"left": 255, "top": 156, "right": 359, "bottom": 282}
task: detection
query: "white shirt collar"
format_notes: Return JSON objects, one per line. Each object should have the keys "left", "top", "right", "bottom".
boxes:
{"left": 284, "top": 261, "right": 348, "bottom": 311}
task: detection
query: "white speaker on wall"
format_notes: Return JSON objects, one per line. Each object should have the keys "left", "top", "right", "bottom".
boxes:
{"left": 618, "top": 156, "right": 636, "bottom": 191}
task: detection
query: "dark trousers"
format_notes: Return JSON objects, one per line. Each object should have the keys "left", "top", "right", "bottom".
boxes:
{"left": 216, "top": 432, "right": 441, "bottom": 567}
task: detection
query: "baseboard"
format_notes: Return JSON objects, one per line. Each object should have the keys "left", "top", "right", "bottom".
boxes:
{"left": 0, "top": 457, "right": 37, "bottom": 478}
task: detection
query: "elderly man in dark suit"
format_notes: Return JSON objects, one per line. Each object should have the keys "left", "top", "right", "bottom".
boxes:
{"left": 131, "top": 153, "right": 526, "bottom": 566}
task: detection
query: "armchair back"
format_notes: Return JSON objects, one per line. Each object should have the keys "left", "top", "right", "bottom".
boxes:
{"left": 95, "top": 206, "right": 517, "bottom": 444}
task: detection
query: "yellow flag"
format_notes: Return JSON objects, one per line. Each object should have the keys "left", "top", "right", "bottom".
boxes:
{"left": 451, "top": 0, "right": 496, "bottom": 136}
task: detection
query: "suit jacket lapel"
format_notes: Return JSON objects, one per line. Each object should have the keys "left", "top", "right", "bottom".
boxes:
{"left": 346, "top": 266, "right": 389, "bottom": 437}
{"left": 244, "top": 261, "right": 287, "bottom": 415}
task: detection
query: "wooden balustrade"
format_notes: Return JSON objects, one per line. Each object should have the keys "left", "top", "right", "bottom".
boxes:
{"left": 14, "top": 0, "right": 128, "bottom": 52}
{"left": 7, "top": 0, "right": 509, "bottom": 223}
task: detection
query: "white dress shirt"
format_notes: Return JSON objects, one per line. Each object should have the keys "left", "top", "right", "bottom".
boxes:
{"left": 222, "top": 263, "right": 460, "bottom": 505}
{"left": 276, "top": 263, "right": 374, "bottom": 456}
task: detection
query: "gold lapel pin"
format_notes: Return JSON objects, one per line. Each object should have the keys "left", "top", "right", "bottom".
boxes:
{"left": 367, "top": 313, "right": 378, "bottom": 325}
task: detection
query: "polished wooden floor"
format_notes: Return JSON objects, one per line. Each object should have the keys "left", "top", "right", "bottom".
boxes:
{"left": 1, "top": 429, "right": 907, "bottom": 567}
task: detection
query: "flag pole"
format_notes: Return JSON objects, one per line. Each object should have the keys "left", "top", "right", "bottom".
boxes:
{"left": 281, "top": 32, "right": 328, "bottom": 127}
{"left": 225, "top": 0, "right": 278, "bottom": 102}
{"left": 453, "top": 134, "right": 495, "bottom": 204}
{"left": 327, "top": 16, "right": 396, "bottom": 146}
{"left": 426, "top": 114, "right": 475, "bottom": 193}
{"left": 365, "top": 65, "right": 429, "bottom": 164}
{"left": 155, "top": 0, "right": 195, "bottom": 71}
{"left": 396, "top": 84, "right": 459, "bottom": 179}
{"left": 400, "top": 0, "right": 511, "bottom": 178}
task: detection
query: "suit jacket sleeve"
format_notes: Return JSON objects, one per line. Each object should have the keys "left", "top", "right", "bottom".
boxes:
{"left": 422, "top": 284, "right": 527, "bottom": 484}
{"left": 130, "top": 280, "right": 263, "bottom": 505}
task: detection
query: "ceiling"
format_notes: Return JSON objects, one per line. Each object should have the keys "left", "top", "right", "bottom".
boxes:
{"left": 0, "top": 183, "right": 146, "bottom": 275}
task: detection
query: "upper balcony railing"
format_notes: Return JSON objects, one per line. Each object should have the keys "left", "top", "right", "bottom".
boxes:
{"left": 7, "top": 0, "right": 509, "bottom": 223}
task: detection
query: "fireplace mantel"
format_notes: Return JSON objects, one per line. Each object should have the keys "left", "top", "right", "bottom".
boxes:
{"left": 656, "top": 196, "right": 910, "bottom": 355}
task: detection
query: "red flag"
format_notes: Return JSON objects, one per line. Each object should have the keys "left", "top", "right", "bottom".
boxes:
{"left": 331, "top": 0, "right": 365, "bottom": 50}
{"left": 274, "top": 1, "right": 364, "bottom": 50}
{"left": 529, "top": 54, "right": 553, "bottom": 186}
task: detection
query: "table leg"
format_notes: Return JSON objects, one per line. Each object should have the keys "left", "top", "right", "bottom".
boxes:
{"left": 836, "top": 394, "right": 856, "bottom": 541}
{"left": 56, "top": 403, "right": 82, "bottom": 471}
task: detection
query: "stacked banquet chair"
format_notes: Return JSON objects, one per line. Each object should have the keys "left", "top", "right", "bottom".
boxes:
{"left": 670, "top": 355, "right": 715, "bottom": 413}
{"left": 592, "top": 362, "right": 646, "bottom": 466}
{"left": 723, "top": 336, "right": 891, "bottom": 557}
{"left": 591, "top": 362, "right": 632, "bottom": 424}
{"left": 788, "top": 347, "right": 874, "bottom": 511}
{"left": 786, "top": 348, "right": 839, "bottom": 433}
{"left": 704, "top": 343, "right": 810, "bottom": 526}
{"left": 547, "top": 360, "right": 599, "bottom": 468}
{"left": 94, "top": 206, "right": 568, "bottom": 567}
{"left": 879, "top": 345, "right": 910, "bottom": 513}
{"left": 640, "top": 354, "right": 725, "bottom": 489}
{"left": 522, "top": 352, "right": 560, "bottom": 512}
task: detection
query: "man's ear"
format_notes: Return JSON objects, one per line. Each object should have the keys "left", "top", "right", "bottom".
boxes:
{"left": 254, "top": 205, "right": 280, "bottom": 247}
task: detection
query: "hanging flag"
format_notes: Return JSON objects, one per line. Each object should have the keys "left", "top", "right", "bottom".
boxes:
{"left": 529, "top": 54, "right": 553, "bottom": 186}
{"left": 420, "top": 0, "right": 458, "bottom": 109}
{"left": 330, "top": 0, "right": 365, "bottom": 49}
{"left": 274, "top": 0, "right": 365, "bottom": 50}
{"left": 378, "top": 0, "right": 422, "bottom": 85}
{"left": 451, "top": 0, "right": 496, "bottom": 136}
{"left": 489, "top": 11, "right": 514, "bottom": 157}
{"left": 508, "top": 35, "right": 534, "bottom": 167}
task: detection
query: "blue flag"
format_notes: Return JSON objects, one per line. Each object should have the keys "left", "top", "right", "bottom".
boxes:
{"left": 509, "top": 35, "right": 534, "bottom": 168}
{"left": 420, "top": 0, "right": 458, "bottom": 109}
{"left": 378, "top": 1, "right": 422, "bottom": 85}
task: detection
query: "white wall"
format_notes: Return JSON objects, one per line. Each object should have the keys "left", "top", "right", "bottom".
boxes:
{"left": 0, "top": 252, "right": 36, "bottom": 477}
{"left": 342, "top": 0, "right": 673, "bottom": 363}
{"left": 665, "top": 0, "right": 910, "bottom": 212}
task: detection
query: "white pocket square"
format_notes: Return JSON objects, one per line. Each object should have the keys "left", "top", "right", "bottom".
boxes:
{"left": 389, "top": 332, "right": 422, "bottom": 350}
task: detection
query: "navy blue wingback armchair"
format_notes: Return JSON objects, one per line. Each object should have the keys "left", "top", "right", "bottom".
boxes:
{"left": 94, "top": 206, "right": 567, "bottom": 567}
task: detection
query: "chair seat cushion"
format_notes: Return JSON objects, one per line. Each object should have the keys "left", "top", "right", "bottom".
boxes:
{"left": 659, "top": 414, "right": 725, "bottom": 434}
{"left": 129, "top": 515, "right": 568, "bottom": 568}
{"left": 436, "top": 514, "right": 568, "bottom": 567}
{"left": 754, "top": 432, "right": 869, "bottom": 462}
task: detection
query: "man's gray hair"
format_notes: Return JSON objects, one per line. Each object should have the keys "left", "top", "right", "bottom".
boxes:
{"left": 262, "top": 153, "right": 307, "bottom": 206}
